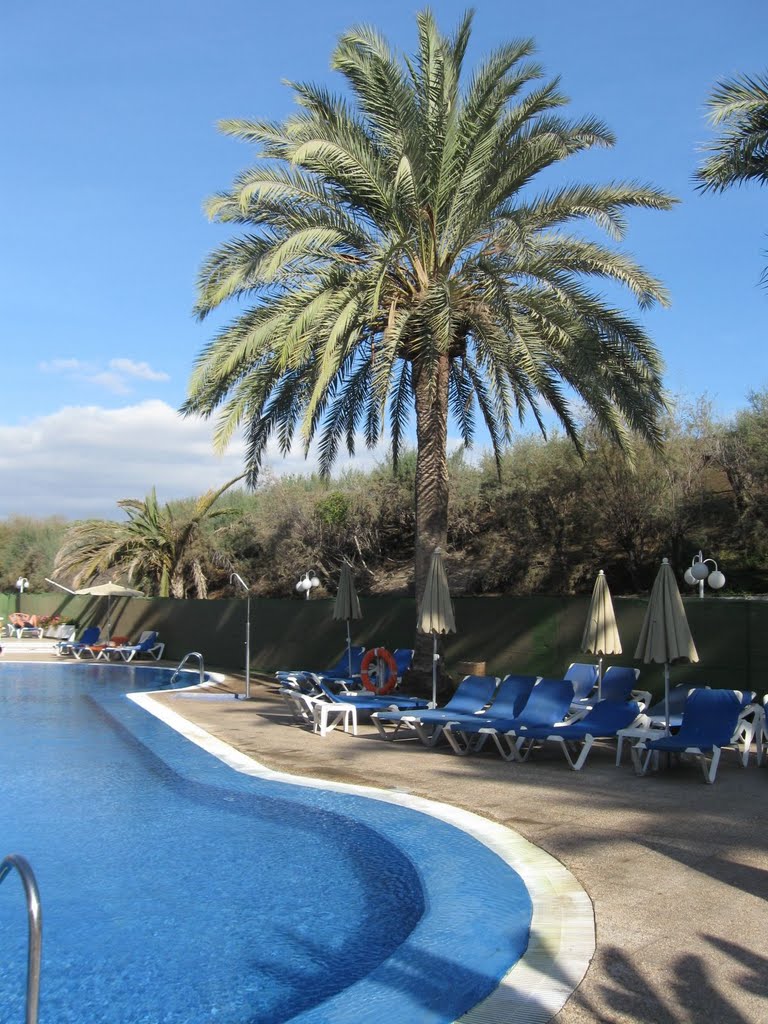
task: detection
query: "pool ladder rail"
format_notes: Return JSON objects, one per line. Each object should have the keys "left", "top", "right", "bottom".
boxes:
{"left": 169, "top": 651, "right": 205, "bottom": 687}
{"left": 0, "top": 854, "right": 42, "bottom": 1024}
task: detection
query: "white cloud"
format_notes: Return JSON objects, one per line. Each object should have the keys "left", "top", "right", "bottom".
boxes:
{"left": 108, "top": 358, "right": 170, "bottom": 382}
{"left": 39, "top": 358, "right": 91, "bottom": 374}
{"left": 35, "top": 356, "right": 169, "bottom": 395}
{"left": 0, "top": 400, "right": 390, "bottom": 519}
{"left": 84, "top": 371, "right": 132, "bottom": 395}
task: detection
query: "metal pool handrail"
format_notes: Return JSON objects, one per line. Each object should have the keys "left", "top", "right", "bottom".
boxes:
{"left": 0, "top": 854, "right": 42, "bottom": 1024}
{"left": 170, "top": 652, "right": 205, "bottom": 686}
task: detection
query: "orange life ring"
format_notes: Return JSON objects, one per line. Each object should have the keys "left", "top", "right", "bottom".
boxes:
{"left": 360, "top": 647, "right": 398, "bottom": 695}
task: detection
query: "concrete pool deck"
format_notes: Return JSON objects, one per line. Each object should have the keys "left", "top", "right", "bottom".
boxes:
{"left": 4, "top": 651, "right": 767, "bottom": 1021}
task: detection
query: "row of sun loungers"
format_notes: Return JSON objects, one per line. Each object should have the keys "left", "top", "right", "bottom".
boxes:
{"left": 278, "top": 653, "right": 765, "bottom": 784}
{"left": 55, "top": 627, "right": 165, "bottom": 662}
{"left": 370, "top": 669, "right": 760, "bottom": 783}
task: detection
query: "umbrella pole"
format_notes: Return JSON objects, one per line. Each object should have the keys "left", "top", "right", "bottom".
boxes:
{"left": 664, "top": 663, "right": 670, "bottom": 737}
{"left": 432, "top": 634, "right": 438, "bottom": 707}
{"left": 597, "top": 656, "right": 603, "bottom": 701}
{"left": 346, "top": 620, "right": 352, "bottom": 677}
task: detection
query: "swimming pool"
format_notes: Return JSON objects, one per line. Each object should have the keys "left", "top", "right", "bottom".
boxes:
{"left": 0, "top": 663, "right": 538, "bottom": 1023}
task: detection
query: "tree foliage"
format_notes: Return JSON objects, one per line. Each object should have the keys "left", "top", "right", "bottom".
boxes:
{"left": 696, "top": 70, "right": 768, "bottom": 282}
{"left": 0, "top": 517, "right": 68, "bottom": 593}
{"left": 51, "top": 477, "right": 243, "bottom": 598}
{"left": 203, "top": 393, "right": 768, "bottom": 598}
{"left": 696, "top": 72, "right": 768, "bottom": 192}
{"left": 2, "top": 394, "right": 767, "bottom": 599}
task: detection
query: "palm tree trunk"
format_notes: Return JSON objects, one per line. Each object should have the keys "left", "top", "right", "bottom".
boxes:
{"left": 411, "top": 353, "right": 450, "bottom": 683}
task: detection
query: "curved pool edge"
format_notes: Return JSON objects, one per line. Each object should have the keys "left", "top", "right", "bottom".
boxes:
{"left": 130, "top": 690, "right": 595, "bottom": 1024}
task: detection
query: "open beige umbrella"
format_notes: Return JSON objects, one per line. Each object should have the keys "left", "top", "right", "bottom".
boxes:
{"left": 581, "top": 570, "right": 622, "bottom": 699}
{"left": 75, "top": 582, "right": 145, "bottom": 643}
{"left": 634, "top": 558, "right": 698, "bottom": 734}
{"left": 417, "top": 548, "right": 456, "bottom": 707}
{"left": 332, "top": 562, "right": 362, "bottom": 677}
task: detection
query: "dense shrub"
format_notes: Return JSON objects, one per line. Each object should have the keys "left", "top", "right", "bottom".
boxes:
{"left": 2, "top": 392, "right": 766, "bottom": 597}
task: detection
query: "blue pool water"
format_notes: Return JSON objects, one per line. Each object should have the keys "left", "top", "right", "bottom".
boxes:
{"left": 0, "top": 664, "right": 532, "bottom": 1023}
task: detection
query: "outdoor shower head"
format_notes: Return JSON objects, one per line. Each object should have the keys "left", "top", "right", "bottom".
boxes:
{"left": 230, "top": 572, "right": 249, "bottom": 593}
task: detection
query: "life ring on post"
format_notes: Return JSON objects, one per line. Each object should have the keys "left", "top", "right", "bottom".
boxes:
{"left": 360, "top": 647, "right": 398, "bottom": 695}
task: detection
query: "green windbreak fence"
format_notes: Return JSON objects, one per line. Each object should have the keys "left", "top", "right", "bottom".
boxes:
{"left": 7, "top": 590, "right": 768, "bottom": 699}
{"left": 0, "top": 591, "right": 16, "bottom": 627}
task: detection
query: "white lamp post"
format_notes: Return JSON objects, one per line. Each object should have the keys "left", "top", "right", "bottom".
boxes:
{"left": 295, "top": 570, "right": 320, "bottom": 600}
{"left": 683, "top": 551, "right": 725, "bottom": 598}
{"left": 14, "top": 576, "right": 29, "bottom": 629}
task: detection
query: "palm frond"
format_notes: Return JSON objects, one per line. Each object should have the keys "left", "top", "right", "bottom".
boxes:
{"left": 696, "top": 72, "right": 768, "bottom": 191}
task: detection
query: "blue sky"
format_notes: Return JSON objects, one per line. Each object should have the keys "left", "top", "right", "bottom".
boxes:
{"left": 1, "top": 0, "right": 766, "bottom": 517}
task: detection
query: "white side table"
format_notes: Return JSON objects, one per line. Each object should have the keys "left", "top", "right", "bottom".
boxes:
{"left": 615, "top": 723, "right": 666, "bottom": 766}
{"left": 313, "top": 701, "right": 358, "bottom": 738}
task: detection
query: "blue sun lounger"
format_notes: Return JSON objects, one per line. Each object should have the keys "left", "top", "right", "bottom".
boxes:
{"left": 371, "top": 674, "right": 498, "bottom": 744}
{"left": 320, "top": 647, "right": 416, "bottom": 693}
{"left": 565, "top": 662, "right": 599, "bottom": 705}
{"left": 647, "top": 686, "right": 755, "bottom": 727}
{"left": 444, "top": 678, "right": 575, "bottom": 759}
{"left": 617, "top": 687, "right": 758, "bottom": 766}
{"left": 600, "top": 666, "right": 642, "bottom": 701}
{"left": 314, "top": 680, "right": 429, "bottom": 715}
{"left": 98, "top": 631, "right": 164, "bottom": 662}
{"left": 426, "top": 674, "right": 537, "bottom": 754}
{"left": 275, "top": 646, "right": 367, "bottom": 688}
{"left": 631, "top": 687, "right": 745, "bottom": 783}
{"left": 56, "top": 626, "right": 100, "bottom": 657}
{"left": 514, "top": 699, "right": 642, "bottom": 769}
{"left": 575, "top": 665, "right": 650, "bottom": 714}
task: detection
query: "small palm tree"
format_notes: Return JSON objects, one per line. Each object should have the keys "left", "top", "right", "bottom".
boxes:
{"left": 54, "top": 477, "right": 243, "bottom": 598}
{"left": 696, "top": 71, "right": 768, "bottom": 280}
{"left": 183, "top": 10, "right": 674, "bottom": 676}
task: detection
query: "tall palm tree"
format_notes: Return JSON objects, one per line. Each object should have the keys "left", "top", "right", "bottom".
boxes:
{"left": 696, "top": 71, "right": 768, "bottom": 282}
{"left": 183, "top": 10, "right": 674, "bottom": 676}
{"left": 54, "top": 477, "right": 243, "bottom": 598}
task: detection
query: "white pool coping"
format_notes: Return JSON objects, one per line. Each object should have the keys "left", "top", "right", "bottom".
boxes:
{"left": 130, "top": 689, "right": 595, "bottom": 1024}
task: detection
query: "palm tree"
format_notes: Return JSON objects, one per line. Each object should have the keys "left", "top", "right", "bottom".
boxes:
{"left": 54, "top": 477, "right": 243, "bottom": 598}
{"left": 696, "top": 71, "right": 768, "bottom": 281}
{"left": 183, "top": 10, "right": 674, "bottom": 677}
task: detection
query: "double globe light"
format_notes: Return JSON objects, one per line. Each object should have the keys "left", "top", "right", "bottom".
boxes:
{"left": 683, "top": 551, "right": 725, "bottom": 593}
{"left": 295, "top": 570, "right": 320, "bottom": 598}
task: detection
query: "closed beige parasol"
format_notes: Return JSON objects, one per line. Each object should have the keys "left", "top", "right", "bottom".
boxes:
{"left": 581, "top": 570, "right": 622, "bottom": 699}
{"left": 417, "top": 548, "right": 456, "bottom": 706}
{"left": 634, "top": 558, "right": 698, "bottom": 733}
{"left": 332, "top": 562, "right": 362, "bottom": 677}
